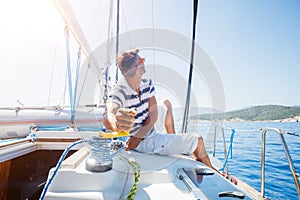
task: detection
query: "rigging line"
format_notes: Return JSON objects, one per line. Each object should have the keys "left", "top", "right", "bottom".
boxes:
{"left": 151, "top": 0, "right": 156, "bottom": 82}
{"left": 106, "top": 0, "right": 114, "bottom": 65}
{"left": 77, "top": 64, "right": 91, "bottom": 106}
{"left": 53, "top": 0, "right": 101, "bottom": 79}
{"left": 72, "top": 47, "right": 81, "bottom": 120}
{"left": 103, "top": 0, "right": 115, "bottom": 103}
{"left": 115, "top": 0, "right": 120, "bottom": 83}
{"left": 59, "top": 66, "right": 68, "bottom": 107}
{"left": 47, "top": 32, "right": 59, "bottom": 105}
{"left": 86, "top": 0, "right": 104, "bottom": 35}
{"left": 181, "top": 0, "right": 199, "bottom": 133}
{"left": 121, "top": 6, "right": 133, "bottom": 48}
{"left": 64, "top": 24, "right": 75, "bottom": 125}
{"left": 285, "top": 131, "right": 300, "bottom": 137}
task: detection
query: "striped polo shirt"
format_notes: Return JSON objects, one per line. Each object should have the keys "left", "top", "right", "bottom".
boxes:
{"left": 108, "top": 78, "right": 156, "bottom": 137}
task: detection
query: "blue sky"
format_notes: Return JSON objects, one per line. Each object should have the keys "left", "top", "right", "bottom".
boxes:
{"left": 196, "top": 1, "right": 300, "bottom": 110}
{"left": 117, "top": 0, "right": 300, "bottom": 111}
{"left": 0, "top": 0, "right": 299, "bottom": 111}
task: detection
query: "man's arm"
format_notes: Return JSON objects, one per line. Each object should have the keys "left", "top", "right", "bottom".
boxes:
{"left": 133, "top": 95, "right": 158, "bottom": 138}
{"left": 103, "top": 102, "right": 136, "bottom": 131}
{"left": 126, "top": 95, "right": 158, "bottom": 150}
{"left": 103, "top": 102, "right": 120, "bottom": 131}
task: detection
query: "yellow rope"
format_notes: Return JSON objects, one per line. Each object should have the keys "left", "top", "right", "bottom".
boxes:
{"left": 119, "top": 154, "right": 141, "bottom": 200}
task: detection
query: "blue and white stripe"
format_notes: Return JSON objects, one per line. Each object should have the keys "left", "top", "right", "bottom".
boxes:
{"left": 108, "top": 78, "right": 156, "bottom": 136}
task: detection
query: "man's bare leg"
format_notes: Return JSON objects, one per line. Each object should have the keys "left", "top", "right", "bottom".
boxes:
{"left": 192, "top": 136, "right": 218, "bottom": 172}
{"left": 162, "top": 99, "right": 176, "bottom": 134}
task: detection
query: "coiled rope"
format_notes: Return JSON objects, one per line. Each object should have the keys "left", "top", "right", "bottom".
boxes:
{"left": 119, "top": 154, "right": 141, "bottom": 200}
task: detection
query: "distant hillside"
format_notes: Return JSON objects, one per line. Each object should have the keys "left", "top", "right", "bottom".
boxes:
{"left": 190, "top": 105, "right": 300, "bottom": 121}
{"left": 173, "top": 107, "right": 221, "bottom": 120}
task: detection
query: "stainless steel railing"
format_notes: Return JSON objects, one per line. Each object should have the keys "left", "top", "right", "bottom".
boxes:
{"left": 212, "top": 124, "right": 230, "bottom": 175}
{"left": 260, "top": 127, "right": 300, "bottom": 199}
{"left": 211, "top": 124, "right": 299, "bottom": 199}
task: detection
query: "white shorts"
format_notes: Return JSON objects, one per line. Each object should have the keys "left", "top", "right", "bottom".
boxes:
{"left": 135, "top": 133, "right": 199, "bottom": 156}
{"left": 154, "top": 101, "right": 168, "bottom": 133}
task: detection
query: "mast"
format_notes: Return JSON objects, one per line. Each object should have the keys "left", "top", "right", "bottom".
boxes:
{"left": 181, "top": 0, "right": 199, "bottom": 133}
{"left": 115, "top": 0, "right": 120, "bottom": 83}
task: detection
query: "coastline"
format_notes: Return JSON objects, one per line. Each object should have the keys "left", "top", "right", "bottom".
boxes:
{"left": 189, "top": 116, "right": 300, "bottom": 123}
{"left": 226, "top": 115, "right": 300, "bottom": 122}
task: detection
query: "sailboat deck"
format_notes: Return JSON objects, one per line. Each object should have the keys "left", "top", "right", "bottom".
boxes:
{"left": 45, "top": 147, "right": 255, "bottom": 200}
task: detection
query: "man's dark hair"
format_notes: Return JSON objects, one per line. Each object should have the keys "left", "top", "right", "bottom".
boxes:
{"left": 117, "top": 48, "right": 140, "bottom": 77}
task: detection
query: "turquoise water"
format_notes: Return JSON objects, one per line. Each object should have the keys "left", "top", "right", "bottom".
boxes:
{"left": 183, "top": 121, "right": 300, "bottom": 200}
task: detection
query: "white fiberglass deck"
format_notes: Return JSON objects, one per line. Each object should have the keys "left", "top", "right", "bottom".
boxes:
{"left": 44, "top": 149, "right": 254, "bottom": 200}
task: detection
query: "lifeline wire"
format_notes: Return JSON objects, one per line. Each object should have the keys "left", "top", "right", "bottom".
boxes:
{"left": 285, "top": 131, "right": 300, "bottom": 137}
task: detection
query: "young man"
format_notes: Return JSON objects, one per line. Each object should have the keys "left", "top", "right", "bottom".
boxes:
{"left": 103, "top": 48, "right": 215, "bottom": 169}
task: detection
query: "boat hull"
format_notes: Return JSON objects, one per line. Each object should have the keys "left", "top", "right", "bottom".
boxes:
{"left": 0, "top": 107, "right": 104, "bottom": 139}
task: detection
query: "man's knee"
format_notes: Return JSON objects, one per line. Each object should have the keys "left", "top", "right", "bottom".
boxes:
{"left": 197, "top": 136, "right": 204, "bottom": 145}
{"left": 162, "top": 99, "right": 172, "bottom": 110}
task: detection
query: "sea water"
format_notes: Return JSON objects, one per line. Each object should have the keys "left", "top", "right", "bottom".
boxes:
{"left": 181, "top": 121, "right": 300, "bottom": 200}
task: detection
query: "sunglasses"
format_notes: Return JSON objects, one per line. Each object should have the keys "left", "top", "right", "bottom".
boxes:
{"left": 137, "top": 57, "right": 145, "bottom": 66}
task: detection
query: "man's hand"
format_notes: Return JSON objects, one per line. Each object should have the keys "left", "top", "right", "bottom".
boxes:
{"left": 126, "top": 136, "right": 143, "bottom": 150}
{"left": 115, "top": 108, "right": 137, "bottom": 131}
